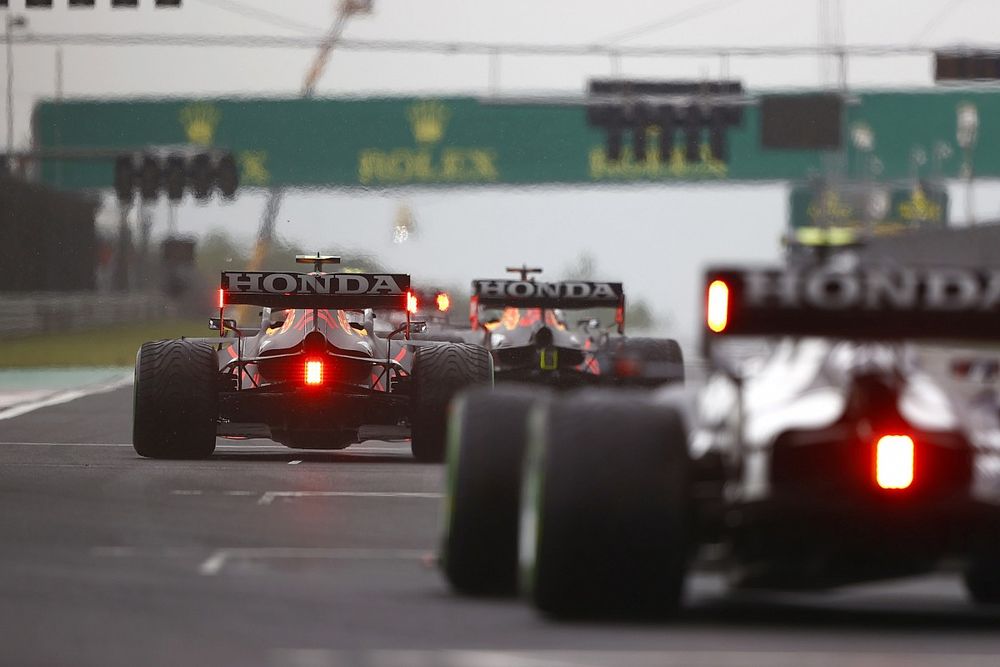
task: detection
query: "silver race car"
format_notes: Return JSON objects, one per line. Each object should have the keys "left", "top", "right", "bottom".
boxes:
{"left": 132, "top": 254, "right": 491, "bottom": 462}
{"left": 442, "top": 262, "right": 1000, "bottom": 616}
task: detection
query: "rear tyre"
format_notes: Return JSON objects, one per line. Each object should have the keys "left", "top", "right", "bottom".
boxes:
{"left": 133, "top": 339, "right": 219, "bottom": 459}
{"left": 607, "top": 337, "right": 685, "bottom": 386}
{"left": 964, "top": 555, "right": 1000, "bottom": 605}
{"left": 410, "top": 331, "right": 469, "bottom": 344}
{"left": 411, "top": 343, "right": 493, "bottom": 462}
{"left": 521, "top": 390, "right": 690, "bottom": 618}
{"left": 442, "top": 385, "right": 548, "bottom": 596}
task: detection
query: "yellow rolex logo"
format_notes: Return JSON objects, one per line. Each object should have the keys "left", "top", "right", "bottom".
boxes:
{"left": 407, "top": 101, "right": 449, "bottom": 145}
{"left": 899, "top": 186, "right": 942, "bottom": 222}
{"left": 180, "top": 103, "right": 221, "bottom": 146}
{"left": 238, "top": 150, "right": 270, "bottom": 186}
{"left": 357, "top": 99, "right": 499, "bottom": 185}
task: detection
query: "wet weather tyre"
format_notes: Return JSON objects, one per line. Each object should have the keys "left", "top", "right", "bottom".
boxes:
{"left": 410, "top": 331, "right": 468, "bottom": 344}
{"left": 609, "top": 337, "right": 685, "bottom": 386}
{"left": 132, "top": 339, "right": 218, "bottom": 459}
{"left": 411, "top": 343, "right": 492, "bottom": 463}
{"left": 964, "top": 555, "right": 1000, "bottom": 605}
{"left": 521, "top": 390, "right": 690, "bottom": 618}
{"left": 443, "top": 385, "right": 548, "bottom": 596}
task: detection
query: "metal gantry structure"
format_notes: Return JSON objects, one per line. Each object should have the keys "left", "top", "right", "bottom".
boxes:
{"left": 5, "top": 1, "right": 1000, "bottom": 292}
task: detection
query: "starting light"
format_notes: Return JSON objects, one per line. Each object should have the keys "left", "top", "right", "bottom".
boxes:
{"left": 706, "top": 280, "right": 729, "bottom": 333}
{"left": 436, "top": 292, "right": 450, "bottom": 312}
{"left": 304, "top": 359, "right": 324, "bottom": 386}
{"left": 875, "top": 435, "right": 914, "bottom": 490}
{"left": 406, "top": 291, "right": 418, "bottom": 314}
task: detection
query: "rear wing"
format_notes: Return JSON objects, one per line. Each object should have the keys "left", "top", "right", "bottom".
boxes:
{"left": 470, "top": 279, "right": 625, "bottom": 332}
{"left": 703, "top": 265, "right": 1000, "bottom": 349}
{"left": 221, "top": 271, "right": 410, "bottom": 310}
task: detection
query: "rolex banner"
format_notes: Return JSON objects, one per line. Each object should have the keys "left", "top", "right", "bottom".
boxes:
{"left": 32, "top": 90, "right": 1000, "bottom": 189}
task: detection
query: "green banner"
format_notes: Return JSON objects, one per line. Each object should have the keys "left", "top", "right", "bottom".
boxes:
{"left": 32, "top": 89, "right": 1000, "bottom": 189}
{"left": 788, "top": 182, "right": 949, "bottom": 246}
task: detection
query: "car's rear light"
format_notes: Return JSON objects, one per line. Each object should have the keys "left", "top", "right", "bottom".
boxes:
{"left": 875, "top": 434, "right": 914, "bottom": 490}
{"left": 406, "top": 291, "right": 418, "bottom": 314}
{"left": 436, "top": 292, "right": 450, "bottom": 312}
{"left": 707, "top": 279, "right": 729, "bottom": 333}
{"left": 615, "top": 358, "right": 641, "bottom": 378}
{"left": 304, "top": 359, "right": 324, "bottom": 386}
{"left": 218, "top": 288, "right": 225, "bottom": 310}
{"left": 469, "top": 295, "right": 479, "bottom": 329}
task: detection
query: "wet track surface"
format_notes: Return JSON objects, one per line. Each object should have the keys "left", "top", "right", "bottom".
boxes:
{"left": 2, "top": 387, "right": 1000, "bottom": 667}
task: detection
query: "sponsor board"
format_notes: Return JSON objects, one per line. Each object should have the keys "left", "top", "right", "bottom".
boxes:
{"left": 473, "top": 280, "right": 624, "bottom": 308}
{"left": 706, "top": 267, "right": 1000, "bottom": 342}
{"left": 222, "top": 272, "right": 410, "bottom": 309}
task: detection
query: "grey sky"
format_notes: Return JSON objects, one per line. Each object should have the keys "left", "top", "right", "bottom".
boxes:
{"left": 6, "top": 0, "right": 1000, "bottom": 342}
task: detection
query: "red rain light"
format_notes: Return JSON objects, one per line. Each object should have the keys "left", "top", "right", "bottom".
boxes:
{"left": 875, "top": 435, "right": 914, "bottom": 490}
{"left": 218, "top": 288, "right": 225, "bottom": 310}
{"left": 406, "top": 291, "right": 418, "bottom": 314}
{"left": 436, "top": 292, "right": 450, "bottom": 312}
{"left": 304, "top": 359, "right": 324, "bottom": 386}
{"left": 707, "top": 279, "right": 729, "bottom": 333}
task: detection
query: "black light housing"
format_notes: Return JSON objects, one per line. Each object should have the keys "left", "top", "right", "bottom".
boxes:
{"left": 113, "top": 155, "right": 135, "bottom": 204}
{"left": 684, "top": 107, "right": 702, "bottom": 163}
{"left": 217, "top": 153, "right": 239, "bottom": 200}
{"left": 139, "top": 155, "right": 161, "bottom": 201}
{"left": 606, "top": 128, "right": 623, "bottom": 162}
{"left": 708, "top": 107, "right": 729, "bottom": 161}
{"left": 165, "top": 156, "right": 186, "bottom": 201}
{"left": 586, "top": 79, "right": 745, "bottom": 165}
{"left": 189, "top": 153, "right": 213, "bottom": 200}
{"left": 632, "top": 126, "right": 647, "bottom": 162}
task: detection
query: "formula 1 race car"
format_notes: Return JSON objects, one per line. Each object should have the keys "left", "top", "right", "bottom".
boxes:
{"left": 466, "top": 265, "right": 684, "bottom": 387}
{"left": 441, "top": 262, "right": 1000, "bottom": 615}
{"left": 132, "top": 254, "right": 491, "bottom": 462}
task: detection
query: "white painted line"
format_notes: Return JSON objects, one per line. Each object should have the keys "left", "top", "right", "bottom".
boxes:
{"left": 0, "top": 441, "right": 285, "bottom": 450}
{"left": 198, "top": 550, "right": 229, "bottom": 576}
{"left": 198, "top": 547, "right": 428, "bottom": 576}
{"left": 0, "top": 441, "right": 133, "bottom": 447}
{"left": 93, "top": 546, "right": 434, "bottom": 576}
{"left": 170, "top": 490, "right": 203, "bottom": 496}
{"left": 0, "top": 441, "right": 404, "bottom": 453}
{"left": 257, "top": 490, "right": 443, "bottom": 506}
{"left": 0, "top": 373, "right": 133, "bottom": 421}
{"left": 0, "top": 390, "right": 51, "bottom": 409}
{"left": 218, "top": 444, "right": 287, "bottom": 451}
{"left": 288, "top": 460, "right": 302, "bottom": 465}
{"left": 223, "top": 490, "right": 257, "bottom": 496}
{"left": 90, "top": 546, "right": 198, "bottom": 558}
{"left": 2, "top": 462, "right": 129, "bottom": 468}
{"left": 269, "top": 650, "right": 1000, "bottom": 667}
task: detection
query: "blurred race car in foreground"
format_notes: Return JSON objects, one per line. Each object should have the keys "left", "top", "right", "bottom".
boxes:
{"left": 132, "top": 254, "right": 491, "bottom": 462}
{"left": 442, "top": 262, "right": 1000, "bottom": 615}
{"left": 466, "top": 265, "right": 684, "bottom": 387}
